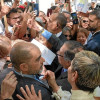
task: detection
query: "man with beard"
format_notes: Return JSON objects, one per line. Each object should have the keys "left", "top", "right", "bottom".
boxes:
{"left": 0, "top": 41, "right": 55, "bottom": 100}
{"left": 84, "top": 9, "right": 100, "bottom": 56}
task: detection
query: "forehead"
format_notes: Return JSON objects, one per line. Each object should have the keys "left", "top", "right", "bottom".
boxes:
{"left": 39, "top": 11, "right": 45, "bottom": 16}
{"left": 82, "top": 17, "right": 89, "bottom": 20}
{"left": 50, "top": 13, "right": 58, "bottom": 21}
{"left": 77, "top": 32, "right": 86, "bottom": 37}
{"left": 30, "top": 47, "right": 41, "bottom": 58}
{"left": 60, "top": 44, "right": 68, "bottom": 53}
{"left": 89, "top": 15, "right": 97, "bottom": 20}
{"left": 9, "top": 12, "right": 20, "bottom": 17}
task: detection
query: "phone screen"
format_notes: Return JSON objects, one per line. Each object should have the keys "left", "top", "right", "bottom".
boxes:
{"left": 71, "top": 12, "right": 78, "bottom": 24}
{"left": 26, "top": 2, "right": 39, "bottom": 16}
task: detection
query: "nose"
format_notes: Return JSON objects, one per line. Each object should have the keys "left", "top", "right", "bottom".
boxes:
{"left": 41, "top": 57, "right": 45, "bottom": 63}
{"left": 16, "top": 18, "right": 20, "bottom": 23}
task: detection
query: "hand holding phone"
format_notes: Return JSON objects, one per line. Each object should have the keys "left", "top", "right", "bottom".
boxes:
{"left": 71, "top": 12, "right": 78, "bottom": 24}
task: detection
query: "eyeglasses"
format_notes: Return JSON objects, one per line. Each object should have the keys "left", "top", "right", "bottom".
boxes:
{"left": 64, "top": 35, "right": 72, "bottom": 37}
{"left": 82, "top": 20, "right": 89, "bottom": 23}
{"left": 23, "top": 34, "right": 31, "bottom": 37}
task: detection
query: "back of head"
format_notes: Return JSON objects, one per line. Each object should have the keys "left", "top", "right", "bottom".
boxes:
{"left": 64, "top": 40, "right": 83, "bottom": 52}
{"left": 10, "top": 41, "right": 38, "bottom": 70}
{"left": 56, "top": 13, "right": 67, "bottom": 29}
{"left": 64, "top": 40, "right": 83, "bottom": 61}
{"left": 72, "top": 50, "right": 100, "bottom": 92}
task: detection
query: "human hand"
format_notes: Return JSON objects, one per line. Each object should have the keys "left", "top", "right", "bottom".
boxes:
{"left": 5, "top": 31, "right": 12, "bottom": 39}
{"left": 16, "top": 85, "right": 42, "bottom": 100}
{"left": 13, "top": 23, "right": 21, "bottom": 36}
{"left": 23, "top": 9, "right": 31, "bottom": 21}
{"left": 0, "top": 5, "right": 11, "bottom": 16}
{"left": 43, "top": 70, "right": 56, "bottom": 86}
{"left": 43, "top": 70, "right": 59, "bottom": 92}
{"left": 66, "top": 22, "right": 73, "bottom": 29}
{"left": 1, "top": 71, "right": 18, "bottom": 99}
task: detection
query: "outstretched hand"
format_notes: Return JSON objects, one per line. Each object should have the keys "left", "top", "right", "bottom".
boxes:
{"left": 16, "top": 85, "right": 42, "bottom": 100}
{"left": 1, "top": 71, "right": 18, "bottom": 99}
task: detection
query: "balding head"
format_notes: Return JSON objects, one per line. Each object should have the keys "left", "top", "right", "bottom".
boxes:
{"left": 47, "top": 13, "right": 67, "bottom": 33}
{"left": 10, "top": 41, "right": 40, "bottom": 71}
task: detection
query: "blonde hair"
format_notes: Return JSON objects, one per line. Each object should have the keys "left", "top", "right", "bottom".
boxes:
{"left": 72, "top": 50, "right": 100, "bottom": 92}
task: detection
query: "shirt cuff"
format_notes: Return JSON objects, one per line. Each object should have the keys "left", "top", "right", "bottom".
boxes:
{"left": 41, "top": 30, "right": 52, "bottom": 40}
{"left": 52, "top": 86, "right": 71, "bottom": 100}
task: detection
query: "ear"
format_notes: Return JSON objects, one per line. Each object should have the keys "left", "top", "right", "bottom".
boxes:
{"left": 57, "top": 22, "right": 61, "bottom": 29}
{"left": 19, "top": 63, "right": 28, "bottom": 73}
{"left": 71, "top": 71, "right": 78, "bottom": 82}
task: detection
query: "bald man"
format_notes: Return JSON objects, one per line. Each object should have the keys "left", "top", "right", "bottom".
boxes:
{"left": 0, "top": 42, "right": 55, "bottom": 100}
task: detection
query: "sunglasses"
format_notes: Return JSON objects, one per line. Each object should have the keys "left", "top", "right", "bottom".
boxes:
{"left": 65, "top": 35, "right": 72, "bottom": 37}
{"left": 82, "top": 20, "right": 89, "bottom": 23}
{"left": 23, "top": 34, "right": 31, "bottom": 37}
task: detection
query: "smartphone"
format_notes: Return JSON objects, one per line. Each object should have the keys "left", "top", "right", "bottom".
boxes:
{"left": 34, "top": 3, "right": 39, "bottom": 16}
{"left": 26, "top": 2, "right": 34, "bottom": 12}
{"left": 71, "top": 12, "right": 78, "bottom": 24}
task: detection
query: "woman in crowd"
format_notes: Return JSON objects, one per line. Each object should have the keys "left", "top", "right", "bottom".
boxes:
{"left": 62, "top": 26, "right": 72, "bottom": 40}
{"left": 77, "top": 28, "right": 89, "bottom": 45}
{"left": 79, "top": 17, "right": 89, "bottom": 29}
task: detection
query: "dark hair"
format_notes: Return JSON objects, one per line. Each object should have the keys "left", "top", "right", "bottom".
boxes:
{"left": 62, "top": 26, "right": 71, "bottom": 35}
{"left": 56, "top": 13, "right": 67, "bottom": 29}
{"left": 64, "top": 50, "right": 75, "bottom": 61}
{"left": 64, "top": 40, "right": 83, "bottom": 61}
{"left": 62, "top": 11, "right": 71, "bottom": 15}
{"left": 64, "top": 40, "right": 83, "bottom": 51}
{"left": 7, "top": 8, "right": 18, "bottom": 18}
{"left": 51, "top": 6, "right": 57, "bottom": 10}
{"left": 77, "top": 28, "right": 89, "bottom": 38}
{"left": 89, "top": 9, "right": 100, "bottom": 20}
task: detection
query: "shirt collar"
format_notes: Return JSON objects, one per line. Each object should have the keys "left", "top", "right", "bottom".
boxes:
{"left": 13, "top": 69, "right": 36, "bottom": 79}
{"left": 55, "top": 31, "right": 62, "bottom": 37}
{"left": 92, "top": 30, "right": 100, "bottom": 36}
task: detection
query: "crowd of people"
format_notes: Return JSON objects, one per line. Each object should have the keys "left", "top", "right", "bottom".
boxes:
{"left": 0, "top": 0, "right": 100, "bottom": 100}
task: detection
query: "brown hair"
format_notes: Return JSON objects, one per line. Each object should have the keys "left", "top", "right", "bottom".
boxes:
{"left": 77, "top": 28, "right": 89, "bottom": 38}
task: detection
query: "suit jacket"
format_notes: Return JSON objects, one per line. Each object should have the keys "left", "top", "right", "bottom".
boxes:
{"left": 56, "top": 72, "right": 72, "bottom": 92}
{"left": 45, "top": 33, "right": 67, "bottom": 71}
{"left": 0, "top": 68, "right": 55, "bottom": 100}
{"left": 84, "top": 31, "right": 100, "bottom": 56}
{"left": 55, "top": 64, "right": 72, "bottom": 92}
{"left": 59, "top": 33, "right": 67, "bottom": 43}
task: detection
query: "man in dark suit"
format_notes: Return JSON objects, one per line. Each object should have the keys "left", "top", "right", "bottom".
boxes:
{"left": 46, "top": 13, "right": 67, "bottom": 44}
{"left": 0, "top": 41, "right": 55, "bottom": 100}
{"left": 41, "top": 13, "right": 67, "bottom": 71}
{"left": 85, "top": 9, "right": 100, "bottom": 56}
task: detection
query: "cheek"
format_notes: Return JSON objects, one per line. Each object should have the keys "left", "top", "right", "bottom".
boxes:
{"left": 58, "top": 56, "right": 62, "bottom": 63}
